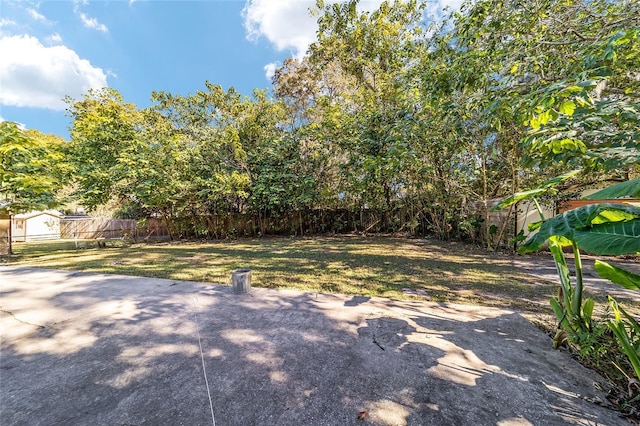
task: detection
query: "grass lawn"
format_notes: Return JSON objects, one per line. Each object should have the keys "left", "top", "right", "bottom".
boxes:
{"left": 4, "top": 236, "right": 559, "bottom": 315}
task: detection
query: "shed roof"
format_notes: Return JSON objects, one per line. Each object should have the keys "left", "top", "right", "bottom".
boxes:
{"left": 13, "top": 210, "right": 63, "bottom": 220}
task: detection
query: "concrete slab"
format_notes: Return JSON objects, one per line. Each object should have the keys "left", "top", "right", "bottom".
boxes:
{"left": 0, "top": 266, "right": 627, "bottom": 425}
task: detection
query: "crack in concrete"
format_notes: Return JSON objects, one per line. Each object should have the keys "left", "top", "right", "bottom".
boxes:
{"left": 372, "top": 335, "right": 385, "bottom": 351}
{"left": 0, "top": 309, "right": 45, "bottom": 329}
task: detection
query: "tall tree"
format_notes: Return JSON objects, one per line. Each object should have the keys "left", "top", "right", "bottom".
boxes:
{"left": 309, "top": 0, "right": 428, "bottom": 225}
{"left": 0, "top": 122, "right": 67, "bottom": 213}
{"left": 66, "top": 88, "right": 148, "bottom": 212}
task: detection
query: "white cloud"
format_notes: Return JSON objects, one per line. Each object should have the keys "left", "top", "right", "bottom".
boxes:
{"left": 46, "top": 33, "right": 63, "bottom": 44}
{"left": 27, "top": 8, "right": 47, "bottom": 22}
{"left": 0, "top": 35, "right": 108, "bottom": 110}
{"left": 243, "top": 0, "right": 321, "bottom": 58}
{"left": 263, "top": 62, "right": 279, "bottom": 81}
{"left": 79, "top": 13, "right": 108, "bottom": 33}
{"left": 0, "top": 18, "right": 17, "bottom": 36}
{"left": 73, "top": 0, "right": 89, "bottom": 12}
{"left": 72, "top": 1, "right": 108, "bottom": 32}
{"left": 242, "top": 0, "right": 463, "bottom": 79}
{"left": 242, "top": 1, "right": 406, "bottom": 58}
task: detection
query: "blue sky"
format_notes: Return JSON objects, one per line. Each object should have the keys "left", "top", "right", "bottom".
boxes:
{"left": 0, "top": 0, "right": 462, "bottom": 139}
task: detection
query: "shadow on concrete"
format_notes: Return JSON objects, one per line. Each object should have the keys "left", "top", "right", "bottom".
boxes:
{"left": 345, "top": 295, "right": 371, "bottom": 307}
{"left": 0, "top": 266, "right": 624, "bottom": 425}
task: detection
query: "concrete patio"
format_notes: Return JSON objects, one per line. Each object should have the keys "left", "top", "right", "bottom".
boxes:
{"left": 0, "top": 266, "right": 627, "bottom": 425}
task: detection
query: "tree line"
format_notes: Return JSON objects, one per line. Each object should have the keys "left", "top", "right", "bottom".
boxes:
{"left": 1, "top": 0, "right": 638, "bottom": 245}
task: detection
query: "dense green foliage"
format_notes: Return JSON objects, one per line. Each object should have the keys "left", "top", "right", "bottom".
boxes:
{"left": 0, "top": 122, "right": 68, "bottom": 213}
{"left": 7, "top": 0, "right": 638, "bottom": 241}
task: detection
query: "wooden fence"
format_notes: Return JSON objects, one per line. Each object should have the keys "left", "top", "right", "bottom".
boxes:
{"left": 58, "top": 202, "right": 554, "bottom": 244}
{"left": 59, "top": 210, "right": 425, "bottom": 241}
{"left": 60, "top": 218, "right": 169, "bottom": 240}
{"left": 167, "top": 208, "right": 429, "bottom": 240}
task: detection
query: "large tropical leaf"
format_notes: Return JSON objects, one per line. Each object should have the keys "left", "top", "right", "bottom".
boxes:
{"left": 594, "top": 260, "right": 640, "bottom": 290}
{"left": 491, "top": 188, "right": 547, "bottom": 211}
{"left": 583, "top": 178, "right": 640, "bottom": 200}
{"left": 491, "top": 169, "right": 581, "bottom": 210}
{"left": 520, "top": 203, "right": 640, "bottom": 255}
{"left": 572, "top": 221, "right": 640, "bottom": 254}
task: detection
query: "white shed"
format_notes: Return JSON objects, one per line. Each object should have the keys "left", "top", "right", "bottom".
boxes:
{"left": 12, "top": 210, "right": 63, "bottom": 242}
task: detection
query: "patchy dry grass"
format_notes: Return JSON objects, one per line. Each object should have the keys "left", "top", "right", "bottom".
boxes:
{"left": 5, "top": 236, "right": 558, "bottom": 315}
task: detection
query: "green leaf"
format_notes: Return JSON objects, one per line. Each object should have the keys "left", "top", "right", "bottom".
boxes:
{"left": 528, "top": 220, "right": 543, "bottom": 232}
{"left": 583, "top": 178, "right": 640, "bottom": 200}
{"left": 577, "top": 80, "right": 599, "bottom": 88}
{"left": 550, "top": 297, "right": 564, "bottom": 320}
{"left": 549, "top": 239, "right": 573, "bottom": 301}
{"left": 582, "top": 298, "right": 594, "bottom": 324}
{"left": 491, "top": 169, "right": 581, "bottom": 210}
{"left": 491, "top": 188, "right": 546, "bottom": 210}
{"left": 558, "top": 85, "right": 584, "bottom": 96}
{"left": 550, "top": 298, "right": 571, "bottom": 334}
{"left": 520, "top": 203, "right": 640, "bottom": 255}
{"left": 573, "top": 221, "right": 640, "bottom": 255}
{"left": 558, "top": 101, "right": 576, "bottom": 116}
{"left": 541, "top": 169, "right": 582, "bottom": 187}
{"left": 530, "top": 109, "right": 557, "bottom": 129}
{"left": 542, "top": 97, "right": 556, "bottom": 109}
{"left": 594, "top": 260, "right": 640, "bottom": 290}
{"left": 607, "top": 296, "right": 640, "bottom": 379}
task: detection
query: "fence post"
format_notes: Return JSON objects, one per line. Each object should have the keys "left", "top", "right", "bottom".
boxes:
{"left": 231, "top": 269, "right": 252, "bottom": 294}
